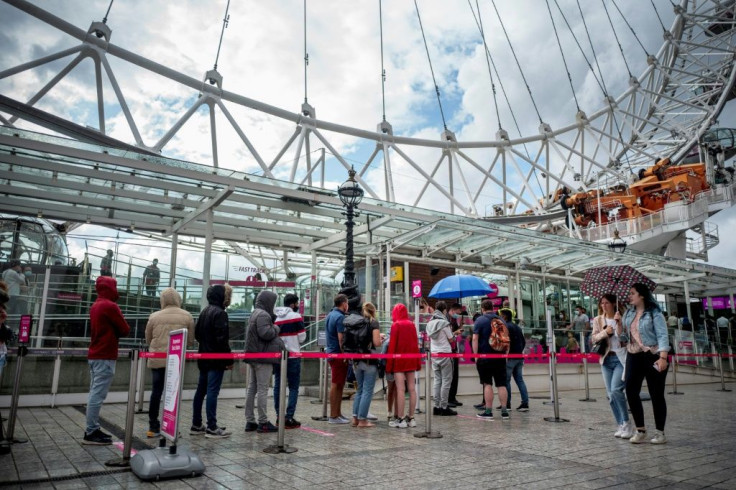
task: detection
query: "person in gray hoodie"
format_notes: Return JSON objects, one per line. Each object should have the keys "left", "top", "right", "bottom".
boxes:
{"left": 244, "top": 290, "right": 284, "bottom": 433}
{"left": 426, "top": 301, "right": 457, "bottom": 416}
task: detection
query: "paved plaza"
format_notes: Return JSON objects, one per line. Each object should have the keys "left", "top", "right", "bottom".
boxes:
{"left": 0, "top": 382, "right": 734, "bottom": 489}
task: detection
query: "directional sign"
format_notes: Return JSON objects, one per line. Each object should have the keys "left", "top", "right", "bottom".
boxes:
{"left": 412, "top": 280, "right": 422, "bottom": 299}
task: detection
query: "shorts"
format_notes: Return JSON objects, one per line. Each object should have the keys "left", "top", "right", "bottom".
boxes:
{"left": 329, "top": 358, "right": 348, "bottom": 385}
{"left": 476, "top": 358, "right": 507, "bottom": 387}
{"left": 385, "top": 372, "right": 395, "bottom": 383}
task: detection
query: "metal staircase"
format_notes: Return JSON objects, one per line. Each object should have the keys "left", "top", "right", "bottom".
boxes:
{"left": 687, "top": 222, "right": 721, "bottom": 260}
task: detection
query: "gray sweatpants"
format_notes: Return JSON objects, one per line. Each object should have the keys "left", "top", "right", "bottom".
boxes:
{"left": 245, "top": 363, "right": 273, "bottom": 424}
{"left": 431, "top": 357, "right": 453, "bottom": 409}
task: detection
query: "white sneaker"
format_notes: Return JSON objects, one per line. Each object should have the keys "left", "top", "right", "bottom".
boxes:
{"left": 620, "top": 421, "right": 635, "bottom": 440}
{"left": 614, "top": 424, "right": 624, "bottom": 438}
{"left": 405, "top": 416, "right": 417, "bottom": 428}
{"left": 650, "top": 430, "right": 667, "bottom": 444}
{"left": 328, "top": 417, "right": 349, "bottom": 424}
{"left": 630, "top": 431, "right": 648, "bottom": 444}
{"left": 366, "top": 412, "right": 378, "bottom": 421}
{"left": 389, "top": 417, "right": 407, "bottom": 428}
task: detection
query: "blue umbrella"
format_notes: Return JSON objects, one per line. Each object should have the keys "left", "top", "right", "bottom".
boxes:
{"left": 428, "top": 274, "right": 493, "bottom": 299}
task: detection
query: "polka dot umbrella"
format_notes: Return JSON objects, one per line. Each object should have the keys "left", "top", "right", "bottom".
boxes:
{"left": 580, "top": 265, "right": 656, "bottom": 302}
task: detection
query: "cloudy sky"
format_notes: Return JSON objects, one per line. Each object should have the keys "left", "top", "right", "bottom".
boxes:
{"left": 1, "top": 0, "right": 734, "bottom": 278}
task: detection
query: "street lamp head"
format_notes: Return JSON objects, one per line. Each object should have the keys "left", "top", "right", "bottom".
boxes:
{"left": 338, "top": 166, "right": 364, "bottom": 207}
{"left": 608, "top": 230, "right": 627, "bottom": 253}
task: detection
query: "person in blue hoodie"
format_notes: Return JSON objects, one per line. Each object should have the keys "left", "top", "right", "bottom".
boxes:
{"left": 272, "top": 293, "right": 306, "bottom": 429}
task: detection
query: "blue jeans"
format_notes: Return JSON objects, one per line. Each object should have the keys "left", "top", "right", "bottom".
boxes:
{"left": 86, "top": 360, "right": 116, "bottom": 435}
{"left": 601, "top": 354, "right": 629, "bottom": 425}
{"left": 273, "top": 358, "right": 301, "bottom": 419}
{"left": 192, "top": 368, "right": 225, "bottom": 430}
{"left": 148, "top": 368, "right": 165, "bottom": 431}
{"left": 506, "top": 359, "right": 529, "bottom": 407}
{"left": 352, "top": 362, "right": 378, "bottom": 420}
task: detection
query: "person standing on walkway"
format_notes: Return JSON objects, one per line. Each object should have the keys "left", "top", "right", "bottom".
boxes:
{"left": 426, "top": 301, "right": 456, "bottom": 416}
{"left": 245, "top": 290, "right": 283, "bottom": 433}
{"left": 83, "top": 276, "right": 130, "bottom": 445}
{"left": 2, "top": 260, "right": 27, "bottom": 315}
{"left": 501, "top": 309, "right": 529, "bottom": 412}
{"left": 447, "top": 303, "right": 465, "bottom": 408}
{"left": 386, "top": 303, "right": 421, "bottom": 429}
{"left": 144, "top": 287, "right": 194, "bottom": 438}
{"left": 623, "top": 283, "right": 670, "bottom": 444}
{"left": 592, "top": 294, "right": 633, "bottom": 439}
{"left": 325, "top": 293, "right": 349, "bottom": 424}
{"left": 347, "top": 302, "right": 382, "bottom": 428}
{"left": 191, "top": 284, "right": 233, "bottom": 439}
{"left": 99, "top": 249, "right": 113, "bottom": 277}
{"left": 473, "top": 299, "right": 510, "bottom": 421}
{"left": 0, "top": 283, "right": 10, "bottom": 382}
{"left": 272, "top": 293, "right": 306, "bottom": 429}
{"left": 142, "top": 259, "right": 160, "bottom": 297}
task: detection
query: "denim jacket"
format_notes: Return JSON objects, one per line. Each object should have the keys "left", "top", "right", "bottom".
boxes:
{"left": 622, "top": 307, "right": 670, "bottom": 353}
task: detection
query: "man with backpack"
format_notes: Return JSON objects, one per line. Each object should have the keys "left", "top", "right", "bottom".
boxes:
{"left": 473, "top": 299, "right": 510, "bottom": 421}
{"left": 426, "top": 301, "right": 456, "bottom": 416}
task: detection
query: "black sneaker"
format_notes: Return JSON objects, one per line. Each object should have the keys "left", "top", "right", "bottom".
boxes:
{"left": 284, "top": 418, "right": 301, "bottom": 429}
{"left": 447, "top": 402, "right": 458, "bottom": 408}
{"left": 449, "top": 400, "right": 463, "bottom": 407}
{"left": 257, "top": 421, "right": 278, "bottom": 433}
{"left": 433, "top": 407, "right": 441, "bottom": 416}
{"left": 516, "top": 403, "right": 529, "bottom": 412}
{"left": 501, "top": 409, "right": 510, "bottom": 420}
{"left": 190, "top": 424, "right": 206, "bottom": 435}
{"left": 441, "top": 407, "right": 458, "bottom": 416}
{"left": 473, "top": 403, "right": 485, "bottom": 410}
{"left": 245, "top": 422, "right": 259, "bottom": 432}
{"left": 82, "top": 429, "right": 112, "bottom": 445}
{"left": 476, "top": 410, "right": 494, "bottom": 421}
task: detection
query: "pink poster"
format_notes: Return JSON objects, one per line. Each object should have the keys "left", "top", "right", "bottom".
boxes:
{"left": 18, "top": 315, "right": 32, "bottom": 344}
{"left": 161, "top": 329, "right": 187, "bottom": 442}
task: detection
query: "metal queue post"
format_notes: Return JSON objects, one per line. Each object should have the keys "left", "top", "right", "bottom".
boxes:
{"left": 4, "top": 314, "right": 32, "bottom": 444}
{"left": 578, "top": 331, "right": 596, "bottom": 402}
{"left": 264, "top": 350, "right": 297, "bottom": 454}
{"left": 136, "top": 352, "right": 148, "bottom": 414}
{"left": 668, "top": 335, "right": 684, "bottom": 395}
{"left": 544, "top": 309, "right": 569, "bottom": 423}
{"left": 131, "top": 329, "right": 205, "bottom": 480}
{"left": 714, "top": 343, "right": 732, "bottom": 393}
{"left": 310, "top": 344, "right": 326, "bottom": 405}
{"left": 106, "top": 348, "right": 140, "bottom": 467}
{"left": 414, "top": 350, "right": 442, "bottom": 439}
{"left": 312, "top": 335, "right": 330, "bottom": 421}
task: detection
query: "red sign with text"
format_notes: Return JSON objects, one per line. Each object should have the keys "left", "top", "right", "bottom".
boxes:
{"left": 18, "top": 315, "right": 32, "bottom": 343}
{"left": 161, "top": 329, "right": 187, "bottom": 442}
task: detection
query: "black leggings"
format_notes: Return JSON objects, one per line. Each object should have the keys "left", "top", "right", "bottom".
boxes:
{"left": 625, "top": 351, "right": 668, "bottom": 431}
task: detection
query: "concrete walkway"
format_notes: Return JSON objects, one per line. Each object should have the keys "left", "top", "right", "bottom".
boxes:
{"left": 0, "top": 382, "right": 734, "bottom": 489}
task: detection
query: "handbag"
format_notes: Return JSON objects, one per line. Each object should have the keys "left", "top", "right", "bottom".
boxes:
{"left": 590, "top": 336, "right": 608, "bottom": 355}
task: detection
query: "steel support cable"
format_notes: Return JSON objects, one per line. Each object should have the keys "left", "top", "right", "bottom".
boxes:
{"left": 467, "top": 0, "right": 501, "bottom": 130}
{"left": 544, "top": 0, "right": 580, "bottom": 112}
{"left": 468, "top": 1, "right": 544, "bottom": 197}
{"left": 490, "top": 0, "right": 543, "bottom": 124}
{"left": 650, "top": 0, "right": 669, "bottom": 33}
{"left": 600, "top": 0, "right": 633, "bottom": 78}
{"left": 102, "top": 0, "right": 114, "bottom": 24}
{"left": 414, "top": 0, "right": 448, "bottom": 131}
{"left": 610, "top": 0, "right": 651, "bottom": 57}
{"left": 574, "top": 0, "right": 634, "bottom": 175}
{"left": 213, "top": 0, "right": 231, "bottom": 71}
{"left": 379, "top": 0, "right": 387, "bottom": 122}
{"left": 303, "top": 0, "right": 309, "bottom": 104}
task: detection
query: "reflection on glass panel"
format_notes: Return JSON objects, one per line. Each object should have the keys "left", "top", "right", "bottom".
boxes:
{"left": 18, "top": 222, "right": 44, "bottom": 264}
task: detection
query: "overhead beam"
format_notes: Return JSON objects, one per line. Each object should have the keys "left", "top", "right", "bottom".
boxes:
{"left": 168, "top": 185, "right": 235, "bottom": 235}
{"left": 300, "top": 216, "right": 393, "bottom": 252}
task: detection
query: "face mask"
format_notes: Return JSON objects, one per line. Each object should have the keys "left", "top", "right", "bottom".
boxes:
{"left": 24, "top": 271, "right": 32, "bottom": 277}
{"left": 291, "top": 305, "right": 299, "bottom": 312}
{"left": 451, "top": 313, "right": 460, "bottom": 319}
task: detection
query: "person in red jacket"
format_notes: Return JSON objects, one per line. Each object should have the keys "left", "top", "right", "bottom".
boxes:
{"left": 83, "top": 276, "right": 130, "bottom": 445}
{"left": 386, "top": 303, "right": 421, "bottom": 429}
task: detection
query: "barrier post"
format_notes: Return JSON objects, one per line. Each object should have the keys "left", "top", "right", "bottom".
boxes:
{"left": 264, "top": 351, "right": 297, "bottom": 454}
{"left": 668, "top": 336, "right": 683, "bottom": 395}
{"left": 311, "top": 348, "right": 326, "bottom": 404}
{"left": 729, "top": 346, "right": 734, "bottom": 373}
{"left": 716, "top": 345, "right": 731, "bottom": 393}
{"left": 312, "top": 353, "right": 330, "bottom": 421}
{"left": 106, "top": 348, "right": 139, "bottom": 467}
{"left": 414, "top": 351, "right": 442, "bottom": 439}
{"left": 136, "top": 354, "right": 147, "bottom": 413}
{"left": 579, "top": 332, "right": 595, "bottom": 402}
{"left": 5, "top": 346, "right": 29, "bottom": 443}
{"left": 544, "top": 351, "right": 569, "bottom": 423}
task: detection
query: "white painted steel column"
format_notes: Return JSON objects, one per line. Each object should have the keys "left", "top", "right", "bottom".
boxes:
{"left": 169, "top": 232, "right": 178, "bottom": 288}
{"left": 365, "top": 256, "right": 372, "bottom": 305}
{"left": 385, "top": 246, "right": 391, "bottom": 317}
{"left": 201, "top": 209, "right": 214, "bottom": 307}
{"left": 403, "top": 261, "right": 410, "bottom": 306}
{"left": 35, "top": 265, "right": 51, "bottom": 348}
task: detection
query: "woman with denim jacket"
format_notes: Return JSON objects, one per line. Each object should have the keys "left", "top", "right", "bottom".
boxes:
{"left": 622, "top": 283, "right": 670, "bottom": 445}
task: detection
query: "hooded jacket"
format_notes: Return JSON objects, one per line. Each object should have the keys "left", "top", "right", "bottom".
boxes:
{"left": 386, "top": 303, "right": 421, "bottom": 373}
{"left": 88, "top": 276, "right": 130, "bottom": 360}
{"left": 274, "top": 306, "right": 306, "bottom": 354}
{"left": 245, "top": 290, "right": 284, "bottom": 364}
{"left": 145, "top": 288, "right": 195, "bottom": 369}
{"left": 195, "top": 285, "right": 232, "bottom": 371}
{"left": 425, "top": 310, "right": 453, "bottom": 354}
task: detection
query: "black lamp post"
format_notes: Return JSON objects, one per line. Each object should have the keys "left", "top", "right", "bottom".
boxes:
{"left": 337, "top": 166, "right": 364, "bottom": 288}
{"left": 608, "top": 230, "right": 627, "bottom": 253}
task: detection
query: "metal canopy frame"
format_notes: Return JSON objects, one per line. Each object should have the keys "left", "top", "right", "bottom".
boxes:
{"left": 1, "top": 127, "right": 734, "bottom": 296}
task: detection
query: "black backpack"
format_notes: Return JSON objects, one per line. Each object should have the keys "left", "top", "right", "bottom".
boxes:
{"left": 342, "top": 313, "right": 372, "bottom": 354}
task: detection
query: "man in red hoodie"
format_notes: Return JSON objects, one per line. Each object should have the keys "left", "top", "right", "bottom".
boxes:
{"left": 83, "top": 276, "right": 130, "bottom": 445}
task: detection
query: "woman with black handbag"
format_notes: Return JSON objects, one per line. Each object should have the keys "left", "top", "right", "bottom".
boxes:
{"left": 591, "top": 294, "right": 634, "bottom": 439}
